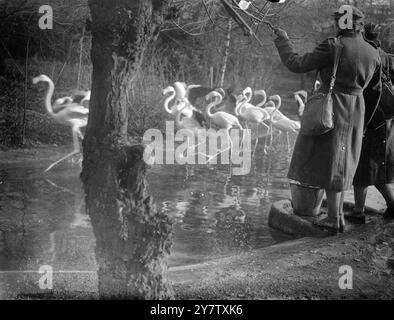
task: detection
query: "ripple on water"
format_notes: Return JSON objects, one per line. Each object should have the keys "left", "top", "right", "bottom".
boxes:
{"left": 0, "top": 142, "right": 296, "bottom": 284}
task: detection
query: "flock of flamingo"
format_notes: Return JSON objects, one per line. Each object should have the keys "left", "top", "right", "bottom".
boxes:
{"left": 162, "top": 81, "right": 313, "bottom": 159}
{"left": 32, "top": 74, "right": 318, "bottom": 172}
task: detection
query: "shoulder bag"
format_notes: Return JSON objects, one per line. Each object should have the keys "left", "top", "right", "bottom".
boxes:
{"left": 300, "top": 37, "right": 343, "bottom": 136}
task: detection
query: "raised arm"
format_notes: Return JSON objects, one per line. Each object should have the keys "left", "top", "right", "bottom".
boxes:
{"left": 273, "top": 33, "right": 333, "bottom": 74}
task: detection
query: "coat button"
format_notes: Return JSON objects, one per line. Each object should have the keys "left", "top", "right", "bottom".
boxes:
{"left": 382, "top": 162, "right": 385, "bottom": 166}
{"left": 383, "top": 140, "right": 386, "bottom": 143}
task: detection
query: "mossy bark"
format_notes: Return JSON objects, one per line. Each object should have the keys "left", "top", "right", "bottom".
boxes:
{"left": 81, "top": 0, "right": 173, "bottom": 299}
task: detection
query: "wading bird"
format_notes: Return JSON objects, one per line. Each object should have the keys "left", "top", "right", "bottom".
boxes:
{"left": 205, "top": 91, "right": 244, "bottom": 162}
{"left": 53, "top": 90, "right": 91, "bottom": 112}
{"left": 32, "top": 74, "right": 89, "bottom": 172}
{"left": 268, "top": 94, "right": 300, "bottom": 151}
{"left": 173, "top": 103, "right": 210, "bottom": 161}
{"left": 235, "top": 87, "right": 271, "bottom": 155}
{"left": 163, "top": 85, "right": 206, "bottom": 126}
{"left": 254, "top": 89, "right": 268, "bottom": 108}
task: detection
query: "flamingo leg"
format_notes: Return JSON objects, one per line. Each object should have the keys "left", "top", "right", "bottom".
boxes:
{"left": 228, "top": 128, "right": 233, "bottom": 161}
{"left": 44, "top": 129, "right": 80, "bottom": 172}
{"left": 268, "top": 123, "right": 274, "bottom": 150}
{"left": 203, "top": 127, "right": 232, "bottom": 164}
{"left": 271, "top": 130, "right": 282, "bottom": 147}
{"left": 286, "top": 132, "right": 290, "bottom": 152}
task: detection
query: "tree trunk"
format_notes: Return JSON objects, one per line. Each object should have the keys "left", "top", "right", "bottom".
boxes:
{"left": 81, "top": 0, "right": 173, "bottom": 299}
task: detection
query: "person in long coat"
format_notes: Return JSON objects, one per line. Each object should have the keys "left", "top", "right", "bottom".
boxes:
{"left": 351, "top": 23, "right": 394, "bottom": 222}
{"left": 271, "top": 6, "right": 382, "bottom": 234}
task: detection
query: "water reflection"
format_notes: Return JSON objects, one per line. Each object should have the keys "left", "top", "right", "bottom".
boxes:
{"left": 0, "top": 139, "right": 296, "bottom": 296}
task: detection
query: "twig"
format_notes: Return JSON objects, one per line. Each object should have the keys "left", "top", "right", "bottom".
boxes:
{"left": 201, "top": 0, "right": 229, "bottom": 33}
{"left": 77, "top": 28, "right": 85, "bottom": 89}
{"left": 221, "top": 0, "right": 267, "bottom": 49}
{"left": 22, "top": 38, "right": 30, "bottom": 145}
{"left": 170, "top": 19, "right": 210, "bottom": 36}
{"left": 232, "top": 0, "right": 276, "bottom": 31}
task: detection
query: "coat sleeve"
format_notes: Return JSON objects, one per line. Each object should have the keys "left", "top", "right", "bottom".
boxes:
{"left": 388, "top": 54, "right": 394, "bottom": 81}
{"left": 274, "top": 35, "right": 333, "bottom": 73}
{"left": 364, "top": 61, "right": 383, "bottom": 129}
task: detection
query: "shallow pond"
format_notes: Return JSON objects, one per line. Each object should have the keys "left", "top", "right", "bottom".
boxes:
{"left": 0, "top": 136, "right": 302, "bottom": 296}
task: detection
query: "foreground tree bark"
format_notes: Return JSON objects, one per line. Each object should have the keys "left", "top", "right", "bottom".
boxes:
{"left": 81, "top": 0, "right": 173, "bottom": 299}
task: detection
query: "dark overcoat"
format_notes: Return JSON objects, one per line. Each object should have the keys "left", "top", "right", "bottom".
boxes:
{"left": 274, "top": 31, "right": 381, "bottom": 191}
{"left": 354, "top": 48, "right": 394, "bottom": 187}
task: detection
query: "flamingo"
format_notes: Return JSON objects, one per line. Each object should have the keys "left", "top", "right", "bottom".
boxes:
{"left": 163, "top": 85, "right": 205, "bottom": 126}
{"left": 235, "top": 87, "right": 271, "bottom": 155}
{"left": 163, "top": 86, "right": 192, "bottom": 117}
{"left": 173, "top": 103, "right": 210, "bottom": 161}
{"left": 162, "top": 86, "right": 207, "bottom": 160}
{"left": 77, "top": 90, "right": 91, "bottom": 106}
{"left": 268, "top": 95, "right": 300, "bottom": 151}
{"left": 53, "top": 90, "right": 90, "bottom": 112}
{"left": 254, "top": 89, "right": 268, "bottom": 108}
{"left": 294, "top": 90, "right": 308, "bottom": 118}
{"left": 261, "top": 95, "right": 288, "bottom": 121}
{"left": 53, "top": 96, "right": 73, "bottom": 111}
{"left": 205, "top": 91, "right": 244, "bottom": 162}
{"left": 32, "top": 74, "right": 89, "bottom": 172}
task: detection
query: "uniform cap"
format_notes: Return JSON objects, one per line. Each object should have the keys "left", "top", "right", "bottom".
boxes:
{"left": 333, "top": 5, "right": 364, "bottom": 20}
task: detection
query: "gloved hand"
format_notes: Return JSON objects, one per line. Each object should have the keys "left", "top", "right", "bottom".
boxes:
{"left": 273, "top": 27, "right": 289, "bottom": 40}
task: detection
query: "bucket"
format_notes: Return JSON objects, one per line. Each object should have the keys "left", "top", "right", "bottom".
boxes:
{"left": 289, "top": 182, "right": 324, "bottom": 217}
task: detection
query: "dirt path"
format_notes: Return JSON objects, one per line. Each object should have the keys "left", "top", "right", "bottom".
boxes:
{"left": 171, "top": 218, "right": 394, "bottom": 299}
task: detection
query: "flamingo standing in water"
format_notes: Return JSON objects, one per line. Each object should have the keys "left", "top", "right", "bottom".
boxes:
{"left": 205, "top": 91, "right": 244, "bottom": 162}
{"left": 32, "top": 74, "right": 89, "bottom": 172}
{"left": 163, "top": 86, "right": 208, "bottom": 160}
{"left": 235, "top": 87, "right": 271, "bottom": 155}
{"left": 163, "top": 85, "right": 206, "bottom": 126}
{"left": 267, "top": 95, "right": 300, "bottom": 151}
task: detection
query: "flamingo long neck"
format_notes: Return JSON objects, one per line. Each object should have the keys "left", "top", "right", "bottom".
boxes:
{"left": 164, "top": 90, "right": 176, "bottom": 114}
{"left": 44, "top": 79, "right": 55, "bottom": 115}
{"left": 294, "top": 95, "right": 304, "bottom": 108}
{"left": 175, "top": 109, "right": 183, "bottom": 128}
{"left": 245, "top": 91, "right": 252, "bottom": 104}
{"left": 206, "top": 96, "right": 222, "bottom": 118}
{"left": 175, "top": 104, "right": 189, "bottom": 128}
{"left": 295, "top": 95, "right": 305, "bottom": 116}
{"left": 270, "top": 98, "right": 282, "bottom": 125}
{"left": 273, "top": 96, "right": 282, "bottom": 111}
{"left": 235, "top": 97, "right": 247, "bottom": 116}
{"left": 255, "top": 91, "right": 267, "bottom": 108}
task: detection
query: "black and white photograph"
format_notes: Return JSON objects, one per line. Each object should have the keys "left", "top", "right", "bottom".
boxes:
{"left": 0, "top": 0, "right": 394, "bottom": 306}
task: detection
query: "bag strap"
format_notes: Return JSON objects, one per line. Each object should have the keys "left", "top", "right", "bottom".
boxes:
{"left": 311, "top": 70, "right": 319, "bottom": 94}
{"left": 328, "top": 37, "right": 344, "bottom": 94}
{"left": 311, "top": 37, "right": 343, "bottom": 95}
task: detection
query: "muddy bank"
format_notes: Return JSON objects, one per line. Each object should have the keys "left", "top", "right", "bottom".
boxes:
{"left": 171, "top": 218, "right": 394, "bottom": 299}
